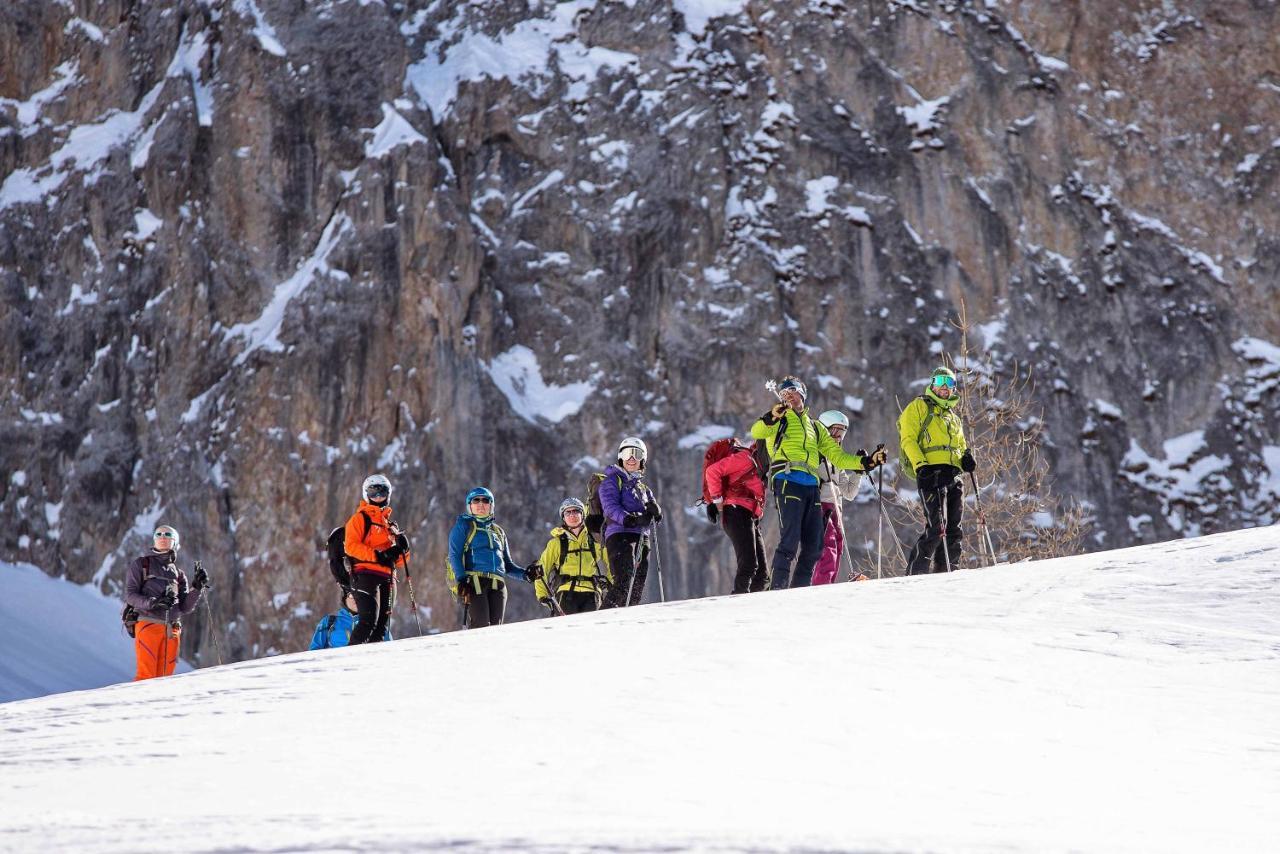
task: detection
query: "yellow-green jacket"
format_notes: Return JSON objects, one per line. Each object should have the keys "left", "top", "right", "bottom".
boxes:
{"left": 532, "top": 525, "right": 610, "bottom": 600}
{"left": 750, "top": 407, "right": 867, "bottom": 478}
{"left": 898, "top": 396, "right": 968, "bottom": 473}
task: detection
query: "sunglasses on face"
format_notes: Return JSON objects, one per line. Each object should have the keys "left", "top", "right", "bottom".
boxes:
{"left": 154, "top": 532, "right": 175, "bottom": 539}
{"left": 470, "top": 497, "right": 493, "bottom": 504}
{"left": 563, "top": 509, "right": 583, "bottom": 517}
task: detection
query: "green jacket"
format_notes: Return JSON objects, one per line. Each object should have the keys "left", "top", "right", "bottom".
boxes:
{"left": 532, "top": 525, "right": 610, "bottom": 599}
{"left": 898, "top": 396, "right": 967, "bottom": 472}
{"left": 750, "top": 407, "right": 866, "bottom": 478}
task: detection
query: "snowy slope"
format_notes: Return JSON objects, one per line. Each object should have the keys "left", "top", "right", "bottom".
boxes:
{"left": 0, "top": 562, "right": 190, "bottom": 702}
{"left": 1, "top": 526, "right": 1278, "bottom": 853}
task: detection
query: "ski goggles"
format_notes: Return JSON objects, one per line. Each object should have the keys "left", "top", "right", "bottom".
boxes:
{"left": 931, "top": 375, "right": 957, "bottom": 390}
{"left": 620, "top": 446, "right": 646, "bottom": 462}
{"left": 366, "top": 484, "right": 391, "bottom": 499}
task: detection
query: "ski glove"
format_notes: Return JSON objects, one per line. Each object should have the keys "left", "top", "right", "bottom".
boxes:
{"left": 705, "top": 503, "right": 720, "bottom": 525}
{"left": 961, "top": 451, "right": 976, "bottom": 473}
{"left": 149, "top": 593, "right": 176, "bottom": 611}
{"left": 624, "top": 511, "right": 652, "bottom": 528}
{"left": 375, "top": 544, "right": 404, "bottom": 567}
{"left": 859, "top": 445, "right": 888, "bottom": 470}
{"left": 645, "top": 498, "right": 663, "bottom": 524}
{"left": 762, "top": 402, "right": 787, "bottom": 425}
{"left": 525, "top": 563, "right": 544, "bottom": 580}
{"left": 192, "top": 563, "right": 210, "bottom": 591}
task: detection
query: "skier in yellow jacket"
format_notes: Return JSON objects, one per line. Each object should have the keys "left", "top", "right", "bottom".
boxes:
{"left": 751, "top": 376, "right": 886, "bottom": 590}
{"left": 532, "top": 498, "right": 610, "bottom": 615}
{"left": 898, "top": 367, "right": 975, "bottom": 574}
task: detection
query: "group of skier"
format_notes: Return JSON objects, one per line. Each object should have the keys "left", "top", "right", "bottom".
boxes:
{"left": 125, "top": 367, "right": 980, "bottom": 675}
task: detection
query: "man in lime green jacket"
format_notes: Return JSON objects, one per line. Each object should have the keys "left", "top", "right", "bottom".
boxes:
{"left": 898, "top": 367, "right": 976, "bottom": 574}
{"left": 751, "top": 376, "right": 886, "bottom": 589}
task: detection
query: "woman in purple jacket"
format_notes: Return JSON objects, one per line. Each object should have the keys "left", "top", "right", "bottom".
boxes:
{"left": 598, "top": 437, "right": 663, "bottom": 608}
{"left": 123, "top": 525, "right": 208, "bottom": 680}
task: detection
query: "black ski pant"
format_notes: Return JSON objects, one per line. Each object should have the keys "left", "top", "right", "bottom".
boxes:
{"left": 556, "top": 589, "right": 599, "bottom": 615}
{"left": 770, "top": 479, "right": 824, "bottom": 590}
{"left": 349, "top": 572, "right": 392, "bottom": 644}
{"left": 464, "top": 576, "right": 507, "bottom": 628}
{"left": 907, "top": 465, "right": 964, "bottom": 575}
{"left": 601, "top": 532, "right": 649, "bottom": 608}
{"left": 721, "top": 504, "right": 768, "bottom": 594}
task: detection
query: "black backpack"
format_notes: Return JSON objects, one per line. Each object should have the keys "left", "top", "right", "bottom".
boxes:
{"left": 327, "top": 512, "right": 372, "bottom": 587}
{"left": 121, "top": 555, "right": 153, "bottom": 637}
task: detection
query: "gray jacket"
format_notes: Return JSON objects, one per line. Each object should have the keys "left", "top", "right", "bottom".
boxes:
{"left": 123, "top": 551, "right": 202, "bottom": 623}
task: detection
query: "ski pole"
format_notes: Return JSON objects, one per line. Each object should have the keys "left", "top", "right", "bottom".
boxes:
{"left": 875, "top": 466, "right": 884, "bottom": 579}
{"left": 940, "top": 479, "right": 954, "bottom": 572}
{"left": 399, "top": 556, "right": 424, "bottom": 636}
{"left": 194, "top": 562, "right": 224, "bottom": 666}
{"left": 969, "top": 471, "right": 998, "bottom": 566}
{"left": 651, "top": 521, "right": 666, "bottom": 603}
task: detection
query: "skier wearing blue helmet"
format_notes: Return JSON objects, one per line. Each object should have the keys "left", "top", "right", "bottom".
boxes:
{"left": 445, "top": 486, "right": 534, "bottom": 628}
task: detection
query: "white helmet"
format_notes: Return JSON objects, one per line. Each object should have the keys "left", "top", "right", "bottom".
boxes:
{"left": 618, "top": 436, "right": 648, "bottom": 467}
{"left": 817, "top": 410, "right": 850, "bottom": 431}
{"left": 362, "top": 473, "right": 392, "bottom": 503}
{"left": 153, "top": 525, "right": 180, "bottom": 552}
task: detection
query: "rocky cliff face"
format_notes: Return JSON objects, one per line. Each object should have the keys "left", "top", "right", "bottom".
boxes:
{"left": 2, "top": 0, "right": 1277, "bottom": 660}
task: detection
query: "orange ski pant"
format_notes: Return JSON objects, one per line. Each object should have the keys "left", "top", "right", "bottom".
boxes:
{"left": 134, "top": 621, "right": 181, "bottom": 680}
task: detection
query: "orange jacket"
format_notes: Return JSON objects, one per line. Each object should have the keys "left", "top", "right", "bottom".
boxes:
{"left": 345, "top": 502, "right": 406, "bottom": 578}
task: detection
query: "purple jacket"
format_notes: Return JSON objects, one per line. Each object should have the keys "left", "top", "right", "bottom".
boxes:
{"left": 124, "top": 551, "right": 203, "bottom": 623}
{"left": 599, "top": 464, "right": 654, "bottom": 540}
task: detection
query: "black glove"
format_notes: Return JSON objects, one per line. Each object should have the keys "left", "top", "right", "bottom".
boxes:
{"left": 645, "top": 498, "right": 663, "bottom": 524}
{"left": 375, "top": 543, "right": 404, "bottom": 567}
{"left": 455, "top": 578, "right": 471, "bottom": 603}
{"left": 762, "top": 402, "right": 787, "bottom": 425}
{"left": 395, "top": 532, "right": 410, "bottom": 552}
{"left": 859, "top": 444, "right": 888, "bottom": 470}
{"left": 624, "top": 511, "right": 653, "bottom": 528}
{"left": 526, "top": 563, "right": 544, "bottom": 580}
{"left": 192, "top": 563, "right": 210, "bottom": 591}
{"left": 539, "top": 596, "right": 555, "bottom": 613}
{"left": 705, "top": 503, "right": 720, "bottom": 525}
{"left": 961, "top": 451, "right": 976, "bottom": 473}
{"left": 149, "top": 592, "right": 176, "bottom": 611}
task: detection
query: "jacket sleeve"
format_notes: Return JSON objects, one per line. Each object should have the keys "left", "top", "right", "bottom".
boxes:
{"left": 309, "top": 618, "right": 328, "bottom": 651}
{"left": 446, "top": 519, "right": 468, "bottom": 584}
{"left": 749, "top": 417, "right": 778, "bottom": 441}
{"left": 177, "top": 570, "right": 202, "bottom": 615}
{"left": 705, "top": 455, "right": 732, "bottom": 502}
{"left": 816, "top": 424, "right": 865, "bottom": 471}
{"left": 500, "top": 533, "right": 528, "bottom": 582}
{"left": 953, "top": 415, "right": 969, "bottom": 458}
{"left": 838, "top": 469, "right": 861, "bottom": 501}
{"left": 598, "top": 473, "right": 627, "bottom": 526}
{"left": 123, "top": 557, "right": 152, "bottom": 611}
{"left": 345, "top": 512, "right": 378, "bottom": 564}
{"left": 899, "top": 400, "right": 927, "bottom": 472}
{"left": 533, "top": 537, "right": 558, "bottom": 600}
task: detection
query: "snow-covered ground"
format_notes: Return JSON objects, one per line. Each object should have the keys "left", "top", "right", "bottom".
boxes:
{"left": 0, "top": 562, "right": 190, "bottom": 702}
{"left": 2, "top": 526, "right": 1278, "bottom": 852}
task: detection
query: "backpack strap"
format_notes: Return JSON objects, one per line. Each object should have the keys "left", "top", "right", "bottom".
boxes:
{"left": 324, "top": 614, "right": 337, "bottom": 648}
{"left": 916, "top": 397, "right": 952, "bottom": 454}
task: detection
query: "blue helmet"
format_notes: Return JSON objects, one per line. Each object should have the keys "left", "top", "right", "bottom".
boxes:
{"left": 466, "top": 486, "right": 495, "bottom": 514}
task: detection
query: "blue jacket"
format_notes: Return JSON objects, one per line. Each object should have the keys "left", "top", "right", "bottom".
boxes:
{"left": 446, "top": 514, "right": 530, "bottom": 586}
{"left": 599, "top": 464, "right": 653, "bottom": 540}
{"left": 308, "top": 607, "right": 390, "bottom": 650}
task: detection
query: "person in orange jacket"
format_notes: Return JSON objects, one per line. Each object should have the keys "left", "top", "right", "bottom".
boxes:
{"left": 344, "top": 473, "right": 409, "bottom": 645}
